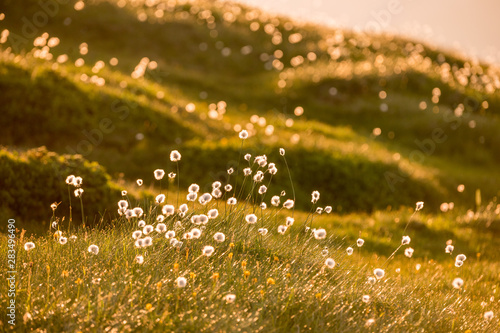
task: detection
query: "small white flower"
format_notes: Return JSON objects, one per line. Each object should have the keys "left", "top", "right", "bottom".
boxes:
{"left": 183, "top": 232, "right": 193, "bottom": 240}
{"left": 176, "top": 276, "right": 187, "bottom": 288}
{"left": 244, "top": 153, "right": 251, "bottom": 161}
{"left": 142, "top": 236, "right": 152, "bottom": 247}
{"left": 132, "top": 207, "right": 143, "bottom": 218}
{"left": 154, "top": 169, "right": 165, "bottom": 180}
{"left": 456, "top": 254, "right": 466, "bottom": 262}
{"left": 255, "top": 155, "right": 267, "bottom": 167}
{"left": 65, "top": 175, "right": 75, "bottom": 185}
{"left": 404, "top": 247, "right": 414, "bottom": 258}
{"left": 208, "top": 209, "right": 219, "bottom": 219}
{"left": 155, "top": 194, "right": 166, "bottom": 204}
{"left": 157, "top": 215, "right": 165, "bottom": 223}
{"left": 125, "top": 210, "right": 136, "bottom": 219}
{"left": 198, "top": 214, "right": 209, "bottom": 224}
{"left": 143, "top": 225, "right": 154, "bottom": 235}
{"left": 253, "top": 171, "right": 264, "bottom": 183}
{"left": 245, "top": 214, "right": 258, "bottom": 224}
{"left": 162, "top": 204, "right": 175, "bottom": 216}
{"left": 311, "top": 191, "right": 320, "bottom": 204}
{"left": 156, "top": 223, "right": 167, "bottom": 233}
{"left": 212, "top": 181, "right": 222, "bottom": 189}
{"left": 402, "top": 236, "right": 411, "bottom": 245}
{"left": 88, "top": 244, "right": 99, "bottom": 255}
{"left": 135, "top": 239, "right": 144, "bottom": 248}
{"left": 132, "top": 230, "right": 142, "bottom": 239}
{"left": 455, "top": 260, "right": 464, "bottom": 267}
{"left": 283, "top": 199, "right": 294, "bottom": 209}
{"left": 316, "top": 207, "right": 323, "bottom": 214}
{"left": 59, "top": 237, "right": 68, "bottom": 245}
{"left": 202, "top": 245, "right": 215, "bottom": 257}
{"left": 445, "top": 244, "right": 454, "bottom": 254}
{"left": 279, "top": 148, "right": 285, "bottom": 156}
{"left": 346, "top": 247, "right": 354, "bottom": 255}
{"left": 168, "top": 172, "right": 176, "bottom": 179}
{"left": 484, "top": 311, "right": 494, "bottom": 320}
{"left": 325, "top": 206, "right": 332, "bottom": 213}
{"left": 416, "top": 201, "right": 424, "bottom": 211}
{"left": 227, "top": 168, "right": 234, "bottom": 175}
{"left": 243, "top": 168, "right": 252, "bottom": 176}
{"left": 166, "top": 230, "right": 176, "bottom": 239}
{"left": 118, "top": 200, "right": 128, "bottom": 209}
{"left": 24, "top": 242, "right": 35, "bottom": 251}
{"left": 452, "top": 277, "right": 464, "bottom": 289}
{"left": 170, "top": 150, "right": 181, "bottom": 162}
{"left": 285, "top": 217, "right": 294, "bottom": 226}
{"left": 373, "top": 268, "right": 385, "bottom": 279}
{"left": 314, "top": 228, "right": 327, "bottom": 240}
{"left": 258, "top": 185, "right": 267, "bottom": 194}
{"left": 224, "top": 293, "right": 236, "bottom": 303}
{"left": 138, "top": 220, "right": 146, "bottom": 228}
{"left": 179, "top": 204, "right": 188, "bottom": 213}
{"left": 277, "top": 225, "right": 287, "bottom": 234}
{"left": 121, "top": 190, "right": 127, "bottom": 196}
{"left": 357, "top": 238, "right": 365, "bottom": 247}
{"left": 271, "top": 196, "right": 280, "bottom": 206}
{"left": 239, "top": 130, "right": 248, "bottom": 139}
{"left": 187, "top": 192, "right": 197, "bottom": 201}
{"left": 227, "top": 197, "right": 237, "bottom": 205}
{"left": 258, "top": 228, "right": 268, "bottom": 236}
{"left": 213, "top": 232, "right": 225, "bottom": 242}
{"left": 199, "top": 193, "right": 212, "bottom": 205}
{"left": 74, "top": 188, "right": 84, "bottom": 197}
{"left": 188, "top": 184, "right": 200, "bottom": 193}
{"left": 191, "top": 228, "right": 202, "bottom": 239}
{"left": 268, "top": 163, "right": 277, "bottom": 175}
{"left": 135, "top": 255, "right": 144, "bottom": 264}
{"left": 212, "top": 188, "right": 222, "bottom": 198}
{"left": 260, "top": 202, "right": 267, "bottom": 209}
{"left": 136, "top": 179, "right": 143, "bottom": 186}
{"left": 73, "top": 176, "right": 83, "bottom": 187}
{"left": 325, "top": 258, "right": 335, "bottom": 269}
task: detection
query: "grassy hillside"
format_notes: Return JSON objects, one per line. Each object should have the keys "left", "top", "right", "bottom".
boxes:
{"left": 1, "top": 0, "right": 500, "bottom": 220}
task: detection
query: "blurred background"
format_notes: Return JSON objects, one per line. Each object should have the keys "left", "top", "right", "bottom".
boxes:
{"left": 237, "top": 0, "right": 500, "bottom": 64}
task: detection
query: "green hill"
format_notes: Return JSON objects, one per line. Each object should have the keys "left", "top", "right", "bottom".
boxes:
{"left": 1, "top": 0, "right": 500, "bottom": 222}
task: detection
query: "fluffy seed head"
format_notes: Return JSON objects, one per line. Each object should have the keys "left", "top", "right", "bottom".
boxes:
{"left": 162, "top": 204, "right": 175, "bottom": 216}
{"left": 118, "top": 200, "right": 128, "bottom": 209}
{"left": 156, "top": 223, "right": 167, "bottom": 233}
{"left": 208, "top": 209, "right": 219, "bottom": 219}
{"left": 188, "top": 184, "right": 200, "bottom": 193}
{"left": 136, "top": 179, "right": 143, "bottom": 186}
{"left": 59, "top": 237, "right": 68, "bottom": 245}
{"left": 154, "top": 169, "right": 165, "bottom": 180}
{"left": 346, "top": 247, "right": 354, "bottom": 255}
{"left": 213, "top": 232, "right": 225, "bottom": 242}
{"left": 186, "top": 192, "right": 197, "bottom": 201}
{"left": 132, "top": 207, "right": 143, "bottom": 218}
{"left": 155, "top": 194, "right": 165, "bottom": 204}
{"left": 135, "top": 255, "right": 144, "bottom": 264}
{"left": 314, "top": 228, "right": 327, "bottom": 240}
{"left": 88, "top": 245, "right": 99, "bottom": 255}
{"left": 65, "top": 175, "right": 75, "bottom": 185}
{"left": 285, "top": 217, "right": 294, "bottom": 226}
{"left": 212, "top": 188, "right": 222, "bottom": 198}
{"left": 244, "top": 153, "right": 251, "bottom": 161}
{"left": 258, "top": 228, "right": 268, "bottom": 236}
{"left": 224, "top": 294, "right": 236, "bottom": 303}
{"left": 311, "top": 191, "right": 320, "bottom": 204}
{"left": 143, "top": 225, "right": 154, "bottom": 235}
{"left": 445, "top": 244, "right": 454, "bottom": 254}
{"left": 138, "top": 220, "right": 146, "bottom": 228}
{"left": 456, "top": 254, "right": 466, "bottom": 262}
{"left": 253, "top": 171, "right": 264, "bottom": 183}
{"left": 191, "top": 228, "right": 202, "bottom": 239}
{"left": 258, "top": 185, "right": 267, "bottom": 194}
{"left": 452, "top": 277, "right": 464, "bottom": 289}
{"left": 402, "top": 236, "right": 411, "bottom": 245}
{"left": 74, "top": 188, "right": 84, "bottom": 197}
{"left": 271, "top": 196, "right": 280, "bottom": 206}
{"left": 199, "top": 193, "right": 212, "bottom": 205}
{"left": 243, "top": 168, "right": 252, "bottom": 176}
{"left": 176, "top": 276, "right": 187, "bottom": 288}
{"left": 166, "top": 230, "right": 175, "bottom": 239}
{"left": 277, "top": 225, "right": 287, "bottom": 235}
{"left": 484, "top": 311, "right": 494, "bottom": 320}
{"left": 24, "top": 242, "right": 35, "bottom": 251}
{"left": 202, "top": 245, "right": 215, "bottom": 256}
{"left": 357, "top": 238, "right": 365, "bottom": 247}
{"left": 325, "top": 258, "right": 335, "bottom": 269}
{"left": 132, "top": 230, "right": 142, "bottom": 239}
{"left": 245, "top": 214, "right": 258, "bottom": 224}
{"left": 325, "top": 206, "right": 332, "bottom": 213}
{"left": 404, "top": 247, "right": 414, "bottom": 258}
{"left": 283, "top": 199, "right": 294, "bottom": 209}
{"left": 279, "top": 148, "right": 285, "bottom": 156}
{"left": 416, "top": 201, "right": 424, "bottom": 211}
{"left": 239, "top": 130, "right": 248, "bottom": 139}
{"left": 227, "top": 197, "right": 237, "bottom": 205}
{"left": 374, "top": 268, "right": 385, "bottom": 279}
{"left": 170, "top": 150, "right": 181, "bottom": 162}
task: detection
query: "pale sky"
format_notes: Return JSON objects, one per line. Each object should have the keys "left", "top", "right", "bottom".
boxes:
{"left": 235, "top": 0, "right": 500, "bottom": 65}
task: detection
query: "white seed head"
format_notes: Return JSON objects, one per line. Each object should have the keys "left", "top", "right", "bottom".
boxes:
{"left": 245, "top": 214, "right": 258, "bottom": 224}
{"left": 404, "top": 247, "right": 414, "bottom": 258}
{"left": 402, "top": 236, "right": 411, "bottom": 245}
{"left": 227, "top": 197, "right": 237, "bottom": 205}
{"left": 258, "top": 228, "right": 268, "bottom": 236}
{"left": 253, "top": 171, "right": 264, "bottom": 183}
{"left": 132, "top": 230, "right": 142, "bottom": 239}
{"left": 187, "top": 192, "right": 197, "bottom": 201}
{"left": 260, "top": 202, "right": 267, "bottom": 209}
{"left": 325, "top": 258, "right": 335, "bottom": 269}
{"left": 132, "top": 207, "right": 143, "bottom": 218}
{"left": 118, "top": 200, "right": 128, "bottom": 209}
{"left": 191, "top": 228, "right": 202, "bottom": 239}
{"left": 277, "top": 225, "right": 287, "bottom": 235}
{"left": 74, "top": 188, "right": 84, "bottom": 197}
{"left": 279, "top": 148, "right": 285, "bottom": 156}
{"left": 258, "top": 185, "right": 267, "bottom": 194}
{"left": 224, "top": 184, "right": 233, "bottom": 192}
{"left": 208, "top": 209, "right": 219, "bottom": 219}
{"left": 314, "top": 228, "right": 327, "bottom": 240}
{"left": 143, "top": 225, "right": 154, "bottom": 235}
{"left": 65, "top": 175, "right": 75, "bottom": 185}
{"left": 170, "top": 150, "right": 181, "bottom": 162}
{"left": 374, "top": 268, "right": 385, "bottom": 279}
{"left": 154, "top": 169, "right": 165, "bottom": 180}
{"left": 362, "top": 295, "right": 370, "bottom": 303}
{"left": 286, "top": 217, "right": 294, "bottom": 226}
{"left": 136, "top": 179, "right": 143, "bottom": 186}
{"left": 156, "top": 223, "right": 167, "bottom": 233}
{"left": 311, "top": 191, "right": 320, "bottom": 204}
{"left": 188, "top": 184, "right": 200, "bottom": 193}
{"left": 456, "top": 254, "right": 467, "bottom": 262}
{"left": 88, "top": 244, "right": 99, "bottom": 255}
{"left": 484, "top": 311, "right": 494, "bottom": 320}
{"left": 202, "top": 245, "right": 215, "bottom": 257}
{"left": 213, "top": 232, "right": 226, "bottom": 242}
{"left": 212, "top": 188, "right": 222, "bottom": 198}
{"left": 155, "top": 194, "right": 166, "bottom": 204}
{"left": 166, "top": 230, "right": 176, "bottom": 239}
{"left": 452, "top": 277, "right": 464, "bottom": 289}
{"left": 325, "top": 206, "right": 332, "bottom": 213}
{"left": 283, "top": 199, "right": 294, "bottom": 209}
{"left": 239, "top": 130, "right": 249, "bottom": 139}
{"left": 135, "top": 255, "right": 144, "bottom": 264}
{"left": 138, "top": 220, "right": 146, "bottom": 228}
{"left": 121, "top": 190, "right": 127, "bottom": 196}
{"left": 162, "top": 204, "right": 175, "bottom": 216}
{"left": 271, "top": 196, "right": 280, "bottom": 207}
{"left": 24, "top": 242, "right": 35, "bottom": 251}
{"left": 243, "top": 168, "right": 252, "bottom": 176}
{"left": 176, "top": 276, "right": 187, "bottom": 288}
{"left": 346, "top": 247, "right": 354, "bottom": 255}
{"left": 59, "top": 237, "right": 68, "bottom": 245}
{"left": 416, "top": 201, "right": 424, "bottom": 211}
{"left": 445, "top": 244, "right": 454, "bottom": 254}
{"left": 357, "top": 238, "right": 365, "bottom": 247}
{"left": 224, "top": 293, "right": 236, "bottom": 303}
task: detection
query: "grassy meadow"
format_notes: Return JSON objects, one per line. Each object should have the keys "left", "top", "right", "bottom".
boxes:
{"left": 0, "top": 0, "right": 499, "bottom": 331}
